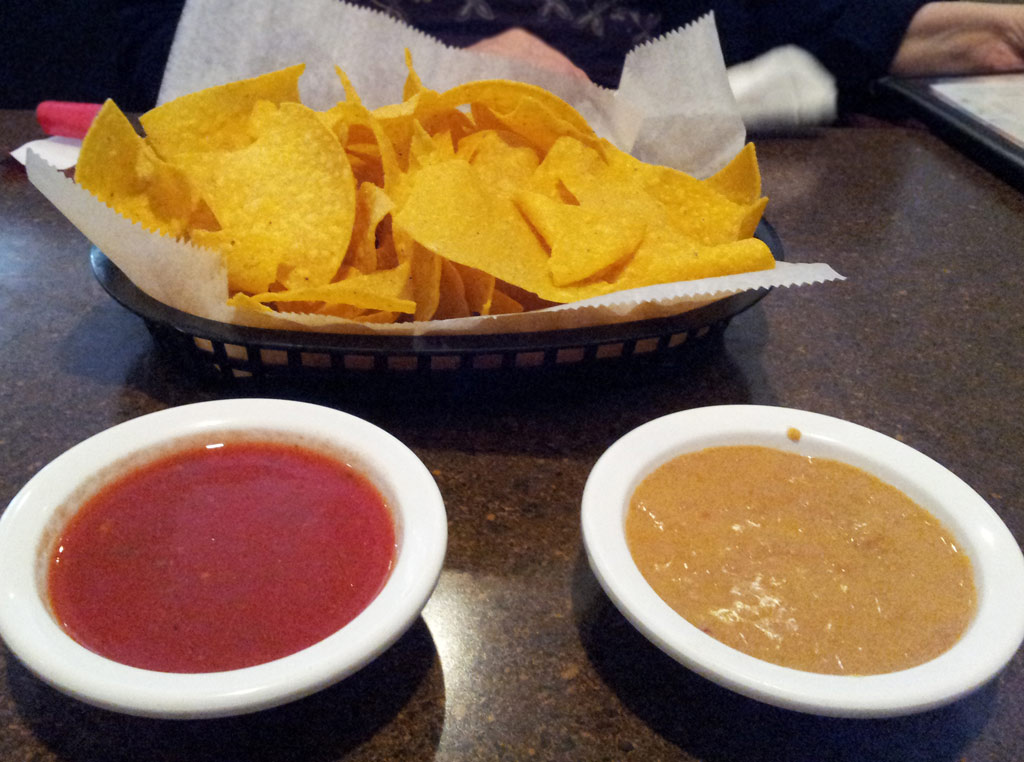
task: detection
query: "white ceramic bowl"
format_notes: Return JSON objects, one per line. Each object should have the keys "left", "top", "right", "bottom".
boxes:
{"left": 0, "top": 399, "right": 447, "bottom": 719}
{"left": 582, "top": 404, "right": 1024, "bottom": 718}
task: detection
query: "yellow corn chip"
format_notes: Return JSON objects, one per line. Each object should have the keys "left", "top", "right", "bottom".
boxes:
{"left": 489, "top": 288, "right": 525, "bottom": 315}
{"left": 235, "top": 262, "right": 415, "bottom": 314}
{"left": 404, "top": 238, "right": 444, "bottom": 322}
{"left": 612, "top": 228, "right": 775, "bottom": 289}
{"left": 469, "top": 97, "right": 596, "bottom": 155}
{"left": 141, "top": 65, "right": 304, "bottom": 160}
{"left": 435, "top": 259, "right": 472, "bottom": 320}
{"left": 327, "top": 80, "right": 401, "bottom": 191}
{"left": 434, "top": 79, "right": 595, "bottom": 140}
{"left": 464, "top": 131, "right": 540, "bottom": 199}
{"left": 516, "top": 191, "right": 644, "bottom": 286}
{"left": 453, "top": 263, "right": 496, "bottom": 316}
{"left": 705, "top": 142, "right": 762, "bottom": 205}
{"left": 600, "top": 141, "right": 769, "bottom": 246}
{"left": 402, "top": 49, "right": 426, "bottom": 101}
{"left": 393, "top": 159, "right": 557, "bottom": 298}
{"left": 175, "top": 102, "right": 356, "bottom": 294}
{"left": 346, "top": 181, "right": 394, "bottom": 273}
{"left": 528, "top": 136, "right": 608, "bottom": 201}
{"left": 77, "top": 100, "right": 196, "bottom": 237}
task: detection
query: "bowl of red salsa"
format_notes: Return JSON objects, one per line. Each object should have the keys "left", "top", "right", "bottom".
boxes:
{"left": 0, "top": 399, "right": 447, "bottom": 718}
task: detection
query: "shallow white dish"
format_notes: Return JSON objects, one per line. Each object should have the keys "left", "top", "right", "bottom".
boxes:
{"left": 0, "top": 399, "right": 447, "bottom": 719}
{"left": 581, "top": 404, "right": 1024, "bottom": 718}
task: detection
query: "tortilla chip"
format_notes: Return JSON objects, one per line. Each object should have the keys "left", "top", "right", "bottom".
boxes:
{"left": 141, "top": 65, "right": 304, "bottom": 160}
{"left": 516, "top": 190, "right": 644, "bottom": 286}
{"left": 175, "top": 102, "right": 356, "bottom": 294}
{"left": 235, "top": 262, "right": 415, "bottom": 314}
{"left": 705, "top": 142, "right": 762, "bottom": 205}
{"left": 77, "top": 100, "right": 196, "bottom": 237}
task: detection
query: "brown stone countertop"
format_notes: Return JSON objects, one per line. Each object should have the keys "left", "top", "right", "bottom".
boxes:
{"left": 1, "top": 109, "right": 1022, "bottom": 761}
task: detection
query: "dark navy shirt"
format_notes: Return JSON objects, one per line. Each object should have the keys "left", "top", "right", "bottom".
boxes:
{"left": 116, "top": 0, "right": 929, "bottom": 110}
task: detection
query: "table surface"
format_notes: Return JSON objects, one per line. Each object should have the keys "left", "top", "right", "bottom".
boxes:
{"left": 1, "top": 109, "right": 1022, "bottom": 762}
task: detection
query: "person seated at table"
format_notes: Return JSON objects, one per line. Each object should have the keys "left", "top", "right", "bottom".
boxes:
{"left": 115, "top": 0, "right": 1024, "bottom": 113}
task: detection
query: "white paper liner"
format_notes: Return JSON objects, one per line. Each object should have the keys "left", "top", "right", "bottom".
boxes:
{"left": 27, "top": 3, "right": 844, "bottom": 337}
{"left": 10, "top": 137, "right": 82, "bottom": 170}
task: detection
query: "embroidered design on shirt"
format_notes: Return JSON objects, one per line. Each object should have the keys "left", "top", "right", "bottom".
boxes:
{"left": 575, "top": 1, "right": 618, "bottom": 38}
{"left": 537, "top": 0, "right": 573, "bottom": 22}
{"left": 457, "top": 0, "right": 496, "bottom": 20}
{"left": 611, "top": 8, "right": 661, "bottom": 45}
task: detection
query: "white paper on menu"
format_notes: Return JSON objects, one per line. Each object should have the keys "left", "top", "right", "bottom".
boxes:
{"left": 27, "top": 0, "right": 842, "bottom": 336}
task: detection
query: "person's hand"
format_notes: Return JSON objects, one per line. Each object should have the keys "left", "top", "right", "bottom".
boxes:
{"left": 891, "top": 1, "right": 1024, "bottom": 77}
{"left": 467, "top": 27, "right": 590, "bottom": 79}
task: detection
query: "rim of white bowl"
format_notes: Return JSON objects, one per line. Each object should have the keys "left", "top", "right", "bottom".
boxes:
{"left": 0, "top": 399, "right": 448, "bottom": 719}
{"left": 581, "top": 404, "right": 1024, "bottom": 718}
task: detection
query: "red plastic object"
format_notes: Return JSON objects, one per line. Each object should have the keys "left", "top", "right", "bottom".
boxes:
{"left": 36, "top": 101, "right": 103, "bottom": 139}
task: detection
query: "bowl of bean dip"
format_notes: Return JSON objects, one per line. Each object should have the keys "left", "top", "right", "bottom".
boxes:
{"left": 582, "top": 404, "right": 1024, "bottom": 717}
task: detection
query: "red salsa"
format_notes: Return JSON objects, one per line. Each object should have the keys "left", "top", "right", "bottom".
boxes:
{"left": 47, "top": 438, "right": 396, "bottom": 673}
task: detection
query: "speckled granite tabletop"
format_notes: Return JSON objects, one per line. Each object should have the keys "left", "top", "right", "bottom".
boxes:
{"left": 1, "top": 109, "right": 1022, "bottom": 761}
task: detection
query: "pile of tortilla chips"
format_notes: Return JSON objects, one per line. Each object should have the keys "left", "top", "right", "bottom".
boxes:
{"left": 76, "top": 54, "right": 773, "bottom": 324}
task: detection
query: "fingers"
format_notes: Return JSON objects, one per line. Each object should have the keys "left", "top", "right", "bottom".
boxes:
{"left": 467, "top": 27, "right": 590, "bottom": 80}
{"left": 891, "top": 1, "right": 1024, "bottom": 76}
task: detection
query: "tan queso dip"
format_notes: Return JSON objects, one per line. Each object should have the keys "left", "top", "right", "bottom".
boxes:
{"left": 626, "top": 445, "right": 976, "bottom": 675}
